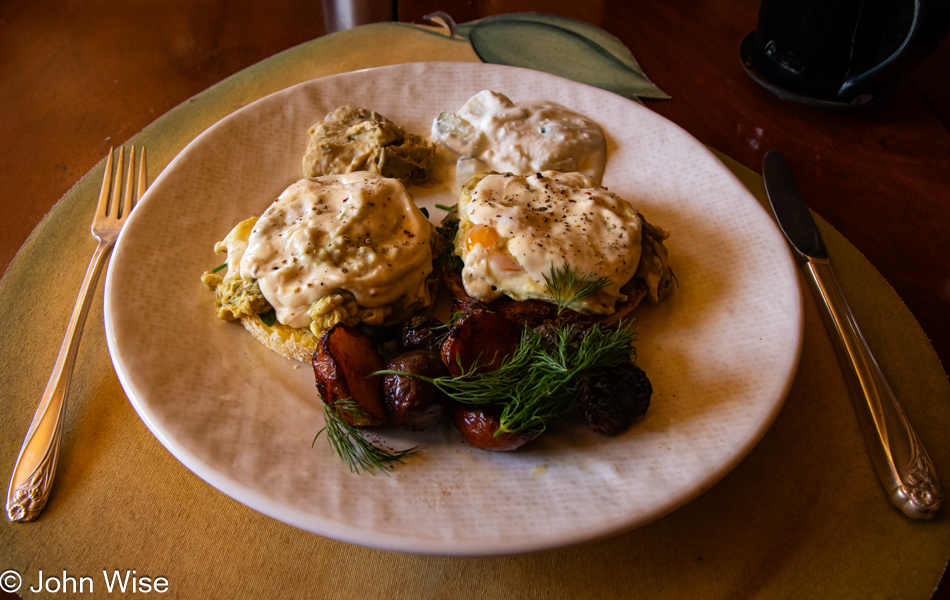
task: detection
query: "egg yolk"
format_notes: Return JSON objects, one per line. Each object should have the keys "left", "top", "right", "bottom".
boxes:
{"left": 465, "top": 226, "right": 502, "bottom": 252}
{"left": 465, "top": 225, "right": 524, "bottom": 273}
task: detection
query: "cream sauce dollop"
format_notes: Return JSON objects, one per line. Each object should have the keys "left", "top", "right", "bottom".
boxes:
{"left": 432, "top": 90, "right": 607, "bottom": 186}
{"left": 239, "top": 173, "right": 433, "bottom": 328}
{"left": 456, "top": 171, "right": 642, "bottom": 315}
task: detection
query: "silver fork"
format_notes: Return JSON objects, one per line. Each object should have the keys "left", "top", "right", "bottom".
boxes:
{"left": 6, "top": 147, "right": 147, "bottom": 522}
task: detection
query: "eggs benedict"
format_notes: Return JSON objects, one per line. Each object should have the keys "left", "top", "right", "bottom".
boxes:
{"left": 202, "top": 172, "right": 439, "bottom": 361}
{"left": 441, "top": 170, "right": 673, "bottom": 323}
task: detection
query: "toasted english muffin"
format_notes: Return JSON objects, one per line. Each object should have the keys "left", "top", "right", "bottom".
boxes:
{"left": 240, "top": 313, "right": 318, "bottom": 363}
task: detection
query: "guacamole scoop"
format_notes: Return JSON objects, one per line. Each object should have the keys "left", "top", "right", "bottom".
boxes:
{"left": 302, "top": 105, "right": 436, "bottom": 187}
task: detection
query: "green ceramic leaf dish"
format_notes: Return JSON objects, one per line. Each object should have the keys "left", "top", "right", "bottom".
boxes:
{"left": 454, "top": 13, "right": 669, "bottom": 101}
{"left": 457, "top": 14, "right": 641, "bottom": 73}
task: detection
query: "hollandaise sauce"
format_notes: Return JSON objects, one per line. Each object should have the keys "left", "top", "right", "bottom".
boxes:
{"left": 455, "top": 171, "right": 643, "bottom": 315}
{"left": 239, "top": 172, "right": 433, "bottom": 328}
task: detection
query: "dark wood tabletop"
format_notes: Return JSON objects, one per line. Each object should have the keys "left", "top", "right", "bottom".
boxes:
{"left": 1, "top": 1, "right": 948, "bottom": 598}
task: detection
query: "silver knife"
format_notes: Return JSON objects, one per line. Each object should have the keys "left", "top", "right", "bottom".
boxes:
{"left": 763, "top": 150, "right": 943, "bottom": 519}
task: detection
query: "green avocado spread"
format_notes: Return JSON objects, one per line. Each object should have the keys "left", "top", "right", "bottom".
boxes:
{"left": 302, "top": 105, "right": 436, "bottom": 186}
{"left": 200, "top": 270, "right": 271, "bottom": 321}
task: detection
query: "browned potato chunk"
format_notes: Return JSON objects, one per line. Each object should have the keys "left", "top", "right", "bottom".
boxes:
{"left": 452, "top": 404, "right": 532, "bottom": 452}
{"left": 382, "top": 350, "right": 451, "bottom": 430}
{"left": 312, "top": 324, "right": 386, "bottom": 426}
{"left": 399, "top": 315, "right": 444, "bottom": 352}
{"left": 440, "top": 308, "right": 521, "bottom": 376}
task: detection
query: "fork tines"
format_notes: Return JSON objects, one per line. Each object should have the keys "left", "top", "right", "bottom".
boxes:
{"left": 98, "top": 146, "right": 147, "bottom": 220}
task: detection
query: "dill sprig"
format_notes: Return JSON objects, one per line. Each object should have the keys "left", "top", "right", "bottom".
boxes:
{"left": 542, "top": 263, "right": 612, "bottom": 314}
{"left": 432, "top": 310, "right": 464, "bottom": 346}
{"left": 314, "top": 399, "right": 419, "bottom": 475}
{"left": 375, "top": 322, "right": 635, "bottom": 437}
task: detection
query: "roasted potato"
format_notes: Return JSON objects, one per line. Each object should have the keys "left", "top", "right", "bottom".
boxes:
{"left": 382, "top": 350, "right": 451, "bottom": 430}
{"left": 440, "top": 308, "right": 521, "bottom": 376}
{"left": 451, "top": 404, "right": 532, "bottom": 452}
{"left": 399, "top": 315, "right": 445, "bottom": 352}
{"left": 312, "top": 324, "right": 387, "bottom": 426}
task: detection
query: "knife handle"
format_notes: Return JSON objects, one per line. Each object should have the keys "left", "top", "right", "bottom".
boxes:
{"left": 805, "top": 258, "right": 943, "bottom": 519}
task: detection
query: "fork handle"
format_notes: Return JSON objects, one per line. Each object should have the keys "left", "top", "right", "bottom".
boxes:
{"left": 6, "top": 240, "right": 113, "bottom": 522}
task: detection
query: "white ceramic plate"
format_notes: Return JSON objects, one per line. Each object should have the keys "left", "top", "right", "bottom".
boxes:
{"left": 104, "top": 62, "right": 802, "bottom": 556}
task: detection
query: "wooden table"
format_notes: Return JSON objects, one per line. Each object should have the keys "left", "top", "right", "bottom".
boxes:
{"left": 1, "top": 1, "right": 947, "bottom": 597}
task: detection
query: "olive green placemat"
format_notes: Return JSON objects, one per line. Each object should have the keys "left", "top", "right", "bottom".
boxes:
{"left": 2, "top": 22, "right": 948, "bottom": 599}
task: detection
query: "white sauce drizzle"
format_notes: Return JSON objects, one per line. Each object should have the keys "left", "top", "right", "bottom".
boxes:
{"left": 432, "top": 90, "right": 607, "bottom": 186}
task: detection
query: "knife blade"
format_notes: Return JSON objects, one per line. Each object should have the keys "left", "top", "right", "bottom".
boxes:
{"left": 762, "top": 150, "right": 943, "bottom": 519}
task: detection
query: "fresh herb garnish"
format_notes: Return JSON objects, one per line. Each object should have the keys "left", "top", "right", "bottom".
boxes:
{"left": 258, "top": 310, "right": 277, "bottom": 326}
{"left": 542, "top": 263, "right": 612, "bottom": 315}
{"left": 375, "top": 322, "right": 634, "bottom": 436}
{"left": 432, "top": 310, "right": 464, "bottom": 346}
{"left": 439, "top": 250, "right": 464, "bottom": 272}
{"left": 420, "top": 207, "right": 429, "bottom": 219}
{"left": 211, "top": 262, "right": 227, "bottom": 273}
{"left": 436, "top": 220, "right": 464, "bottom": 272}
{"left": 314, "top": 399, "right": 420, "bottom": 474}
{"left": 434, "top": 203, "right": 456, "bottom": 211}
{"left": 436, "top": 223, "right": 458, "bottom": 242}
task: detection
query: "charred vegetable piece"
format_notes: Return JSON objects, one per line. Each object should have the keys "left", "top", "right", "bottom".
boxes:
{"left": 312, "top": 324, "right": 387, "bottom": 426}
{"left": 580, "top": 362, "right": 652, "bottom": 436}
{"left": 382, "top": 350, "right": 451, "bottom": 430}
{"left": 493, "top": 296, "right": 591, "bottom": 328}
{"left": 383, "top": 321, "right": 635, "bottom": 438}
{"left": 440, "top": 267, "right": 594, "bottom": 329}
{"left": 440, "top": 308, "right": 521, "bottom": 376}
{"left": 451, "top": 404, "right": 533, "bottom": 452}
{"left": 399, "top": 315, "right": 445, "bottom": 352}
